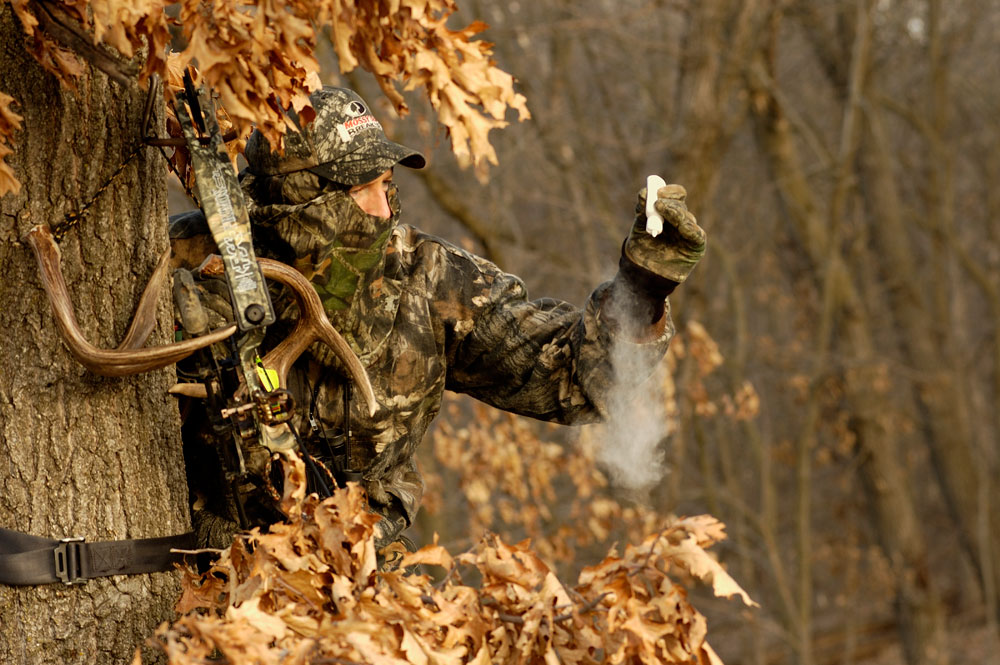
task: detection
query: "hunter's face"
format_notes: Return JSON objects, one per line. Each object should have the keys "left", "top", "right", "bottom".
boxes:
{"left": 349, "top": 169, "right": 394, "bottom": 219}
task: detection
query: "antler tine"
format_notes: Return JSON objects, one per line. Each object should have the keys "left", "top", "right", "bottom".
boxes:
{"left": 256, "top": 258, "right": 377, "bottom": 417}
{"left": 117, "top": 244, "right": 170, "bottom": 351}
{"left": 26, "top": 225, "right": 237, "bottom": 377}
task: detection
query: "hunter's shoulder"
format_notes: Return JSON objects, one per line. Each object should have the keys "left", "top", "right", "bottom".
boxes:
{"left": 390, "top": 224, "right": 498, "bottom": 272}
{"left": 387, "top": 225, "right": 522, "bottom": 303}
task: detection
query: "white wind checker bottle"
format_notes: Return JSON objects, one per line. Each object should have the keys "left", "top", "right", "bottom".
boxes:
{"left": 645, "top": 174, "right": 667, "bottom": 238}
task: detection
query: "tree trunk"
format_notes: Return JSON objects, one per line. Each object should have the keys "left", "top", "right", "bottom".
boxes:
{"left": 745, "top": 4, "right": 951, "bottom": 663}
{"left": 0, "top": 6, "right": 188, "bottom": 664}
{"left": 859, "top": 99, "right": 1000, "bottom": 622}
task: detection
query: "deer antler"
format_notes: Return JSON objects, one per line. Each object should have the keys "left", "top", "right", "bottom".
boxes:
{"left": 28, "top": 225, "right": 376, "bottom": 416}
{"left": 165, "top": 255, "right": 377, "bottom": 416}
{"left": 195, "top": 255, "right": 377, "bottom": 417}
{"left": 26, "top": 225, "right": 237, "bottom": 376}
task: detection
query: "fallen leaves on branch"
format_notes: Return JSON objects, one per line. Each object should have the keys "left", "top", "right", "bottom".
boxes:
{"left": 149, "top": 452, "right": 753, "bottom": 665}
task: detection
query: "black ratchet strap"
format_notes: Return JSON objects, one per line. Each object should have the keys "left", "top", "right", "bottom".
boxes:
{"left": 0, "top": 526, "right": 194, "bottom": 586}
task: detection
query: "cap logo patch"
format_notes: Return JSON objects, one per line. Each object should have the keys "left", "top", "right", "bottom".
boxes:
{"left": 336, "top": 114, "right": 382, "bottom": 143}
{"left": 346, "top": 101, "right": 367, "bottom": 117}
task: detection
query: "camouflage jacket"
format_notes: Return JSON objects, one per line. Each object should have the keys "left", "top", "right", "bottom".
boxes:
{"left": 171, "top": 171, "right": 674, "bottom": 547}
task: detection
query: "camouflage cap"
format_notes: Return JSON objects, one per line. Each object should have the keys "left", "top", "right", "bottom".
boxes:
{"left": 245, "top": 87, "right": 425, "bottom": 186}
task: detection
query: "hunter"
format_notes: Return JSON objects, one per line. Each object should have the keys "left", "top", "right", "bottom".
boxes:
{"left": 169, "top": 86, "right": 706, "bottom": 566}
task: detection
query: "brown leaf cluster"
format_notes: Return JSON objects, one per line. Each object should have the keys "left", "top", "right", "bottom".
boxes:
{"left": 326, "top": 1, "right": 531, "bottom": 179}
{"left": 429, "top": 400, "right": 666, "bottom": 565}
{"left": 672, "top": 322, "right": 760, "bottom": 420}
{"left": 150, "top": 452, "right": 752, "bottom": 665}
{"left": 171, "top": 0, "right": 321, "bottom": 145}
{"left": 2, "top": 0, "right": 529, "bottom": 195}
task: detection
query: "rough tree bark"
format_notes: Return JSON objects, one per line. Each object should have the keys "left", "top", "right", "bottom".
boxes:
{"left": 0, "top": 6, "right": 189, "bottom": 664}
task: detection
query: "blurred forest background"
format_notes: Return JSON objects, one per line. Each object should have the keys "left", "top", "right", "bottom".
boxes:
{"left": 172, "top": 1, "right": 1000, "bottom": 664}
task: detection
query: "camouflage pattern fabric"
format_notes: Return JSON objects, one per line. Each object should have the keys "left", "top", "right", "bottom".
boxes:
{"left": 624, "top": 183, "right": 706, "bottom": 285}
{"left": 172, "top": 172, "right": 675, "bottom": 549}
{"left": 253, "top": 169, "right": 672, "bottom": 532}
{"left": 244, "top": 87, "right": 424, "bottom": 186}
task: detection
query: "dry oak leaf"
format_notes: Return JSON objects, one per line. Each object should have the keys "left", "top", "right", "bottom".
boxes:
{"left": 686, "top": 320, "right": 724, "bottom": 376}
{"left": 225, "top": 596, "right": 289, "bottom": 641}
{"left": 668, "top": 534, "right": 757, "bottom": 607}
{"left": 8, "top": 0, "right": 87, "bottom": 84}
{"left": 0, "top": 92, "right": 24, "bottom": 197}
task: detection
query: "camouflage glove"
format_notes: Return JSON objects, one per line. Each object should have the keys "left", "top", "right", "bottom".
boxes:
{"left": 371, "top": 497, "right": 410, "bottom": 551}
{"left": 372, "top": 497, "right": 415, "bottom": 572}
{"left": 605, "top": 183, "right": 705, "bottom": 332}
{"left": 172, "top": 267, "right": 235, "bottom": 337}
{"left": 623, "top": 182, "right": 706, "bottom": 288}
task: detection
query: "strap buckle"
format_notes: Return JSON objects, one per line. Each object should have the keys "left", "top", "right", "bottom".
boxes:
{"left": 53, "top": 537, "right": 86, "bottom": 585}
